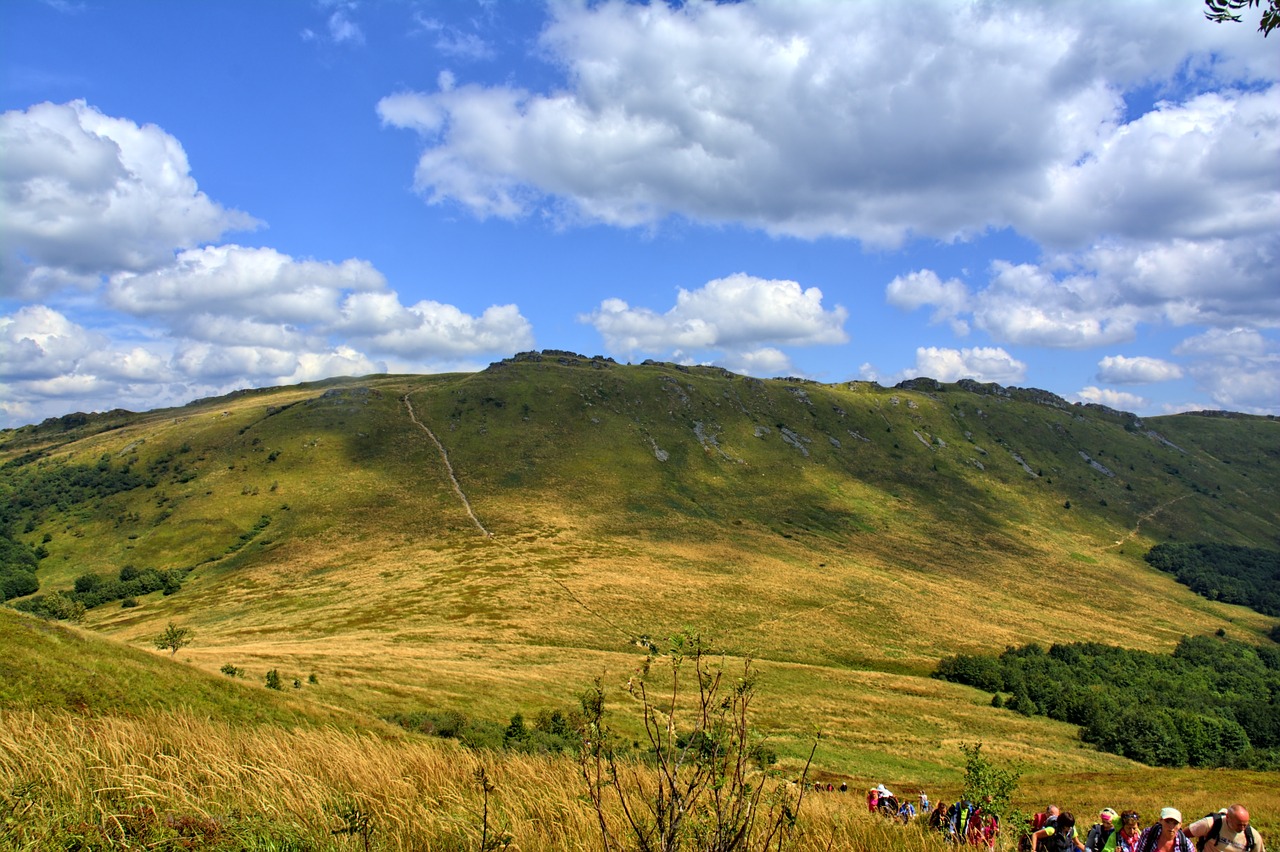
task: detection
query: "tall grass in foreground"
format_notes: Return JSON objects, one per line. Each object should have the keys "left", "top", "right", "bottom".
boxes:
{"left": 0, "top": 710, "right": 947, "bottom": 851}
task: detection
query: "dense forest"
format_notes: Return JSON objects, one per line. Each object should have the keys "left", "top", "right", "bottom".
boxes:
{"left": 1145, "top": 542, "right": 1280, "bottom": 617}
{"left": 934, "top": 635, "right": 1280, "bottom": 769}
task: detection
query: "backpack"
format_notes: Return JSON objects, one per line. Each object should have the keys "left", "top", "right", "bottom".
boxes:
{"left": 1087, "top": 824, "right": 1116, "bottom": 852}
{"left": 1020, "top": 812, "right": 1050, "bottom": 852}
{"left": 1196, "top": 814, "right": 1255, "bottom": 852}
{"left": 1045, "top": 828, "right": 1078, "bottom": 852}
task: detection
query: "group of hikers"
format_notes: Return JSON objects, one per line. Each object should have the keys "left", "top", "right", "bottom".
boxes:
{"left": 925, "top": 802, "right": 1265, "bottom": 852}
{"left": 1014, "top": 804, "right": 1264, "bottom": 852}
{"left": 855, "top": 788, "right": 1265, "bottom": 852}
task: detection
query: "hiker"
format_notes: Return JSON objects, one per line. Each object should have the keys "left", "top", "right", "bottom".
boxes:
{"left": 1086, "top": 809, "right": 1121, "bottom": 852}
{"left": 1023, "top": 807, "right": 1063, "bottom": 852}
{"left": 869, "top": 788, "right": 879, "bottom": 813}
{"left": 1138, "top": 808, "right": 1196, "bottom": 852}
{"left": 930, "top": 802, "right": 951, "bottom": 833}
{"left": 839, "top": 781, "right": 848, "bottom": 793}
{"left": 920, "top": 791, "right": 931, "bottom": 814}
{"left": 1032, "top": 810, "right": 1084, "bottom": 852}
{"left": 981, "top": 809, "right": 1001, "bottom": 851}
{"left": 949, "top": 800, "right": 973, "bottom": 840}
{"left": 1116, "top": 811, "right": 1143, "bottom": 852}
{"left": 1186, "top": 805, "right": 1265, "bottom": 852}
{"left": 898, "top": 799, "right": 916, "bottom": 824}
{"left": 968, "top": 809, "right": 986, "bottom": 847}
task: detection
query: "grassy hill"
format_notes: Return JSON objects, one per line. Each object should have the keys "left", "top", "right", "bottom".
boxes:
{"left": 2, "top": 354, "right": 1277, "bottom": 782}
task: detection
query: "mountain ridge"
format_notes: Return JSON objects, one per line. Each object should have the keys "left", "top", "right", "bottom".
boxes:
{"left": 2, "top": 352, "right": 1277, "bottom": 774}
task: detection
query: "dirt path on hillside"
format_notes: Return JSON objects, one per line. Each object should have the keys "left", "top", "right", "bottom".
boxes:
{"left": 403, "top": 394, "right": 491, "bottom": 537}
{"left": 400, "top": 394, "right": 657, "bottom": 647}
{"left": 1104, "top": 494, "right": 1190, "bottom": 551}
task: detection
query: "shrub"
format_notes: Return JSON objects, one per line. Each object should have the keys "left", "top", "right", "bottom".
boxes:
{"left": 0, "top": 569, "right": 38, "bottom": 601}
{"left": 578, "top": 631, "right": 815, "bottom": 851}
{"left": 265, "top": 669, "right": 282, "bottom": 690}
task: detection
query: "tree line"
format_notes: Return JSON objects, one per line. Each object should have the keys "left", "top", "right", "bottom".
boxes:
{"left": 934, "top": 634, "right": 1280, "bottom": 769}
{"left": 1145, "top": 542, "right": 1280, "bottom": 617}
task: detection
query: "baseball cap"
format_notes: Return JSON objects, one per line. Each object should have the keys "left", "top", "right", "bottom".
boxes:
{"left": 1161, "top": 808, "right": 1182, "bottom": 823}
{"left": 1101, "top": 809, "right": 1118, "bottom": 822}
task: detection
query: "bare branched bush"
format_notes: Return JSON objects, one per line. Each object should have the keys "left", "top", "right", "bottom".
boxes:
{"left": 578, "top": 631, "right": 816, "bottom": 852}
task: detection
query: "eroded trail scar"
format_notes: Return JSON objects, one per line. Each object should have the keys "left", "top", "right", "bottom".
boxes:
{"left": 403, "top": 394, "right": 492, "bottom": 537}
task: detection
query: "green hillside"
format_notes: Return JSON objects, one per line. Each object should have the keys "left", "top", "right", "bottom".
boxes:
{"left": 0, "top": 607, "right": 358, "bottom": 728}
{"left": 2, "top": 354, "right": 1277, "bottom": 777}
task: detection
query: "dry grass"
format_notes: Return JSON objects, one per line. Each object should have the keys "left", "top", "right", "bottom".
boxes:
{"left": 5, "top": 711, "right": 1273, "bottom": 851}
{"left": 0, "top": 709, "right": 963, "bottom": 851}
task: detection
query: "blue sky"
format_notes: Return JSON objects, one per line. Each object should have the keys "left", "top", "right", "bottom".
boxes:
{"left": 2, "top": 0, "right": 1277, "bottom": 428}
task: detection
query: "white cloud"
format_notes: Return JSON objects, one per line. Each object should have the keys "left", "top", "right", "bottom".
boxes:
{"left": 379, "top": 1, "right": 1277, "bottom": 248}
{"left": 901, "top": 346, "right": 1027, "bottom": 385}
{"left": 1074, "top": 386, "right": 1148, "bottom": 411}
{"left": 0, "top": 101, "right": 539, "bottom": 427}
{"left": 0, "top": 304, "right": 105, "bottom": 380}
{"left": 1096, "top": 355, "right": 1183, "bottom": 384}
{"left": 0, "top": 100, "right": 258, "bottom": 297}
{"left": 583, "top": 273, "right": 846, "bottom": 358}
{"left": 1185, "top": 355, "right": 1280, "bottom": 414}
{"left": 1023, "top": 89, "right": 1280, "bottom": 250}
{"left": 885, "top": 269, "right": 970, "bottom": 334}
{"left": 720, "top": 347, "right": 793, "bottom": 377}
{"left": 889, "top": 236, "right": 1280, "bottom": 352}
{"left": 1174, "top": 327, "right": 1269, "bottom": 357}
{"left": 107, "top": 244, "right": 386, "bottom": 330}
{"left": 354, "top": 301, "right": 534, "bottom": 357}
{"left": 1172, "top": 328, "right": 1280, "bottom": 414}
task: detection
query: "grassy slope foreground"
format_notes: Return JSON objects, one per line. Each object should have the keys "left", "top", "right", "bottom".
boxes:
{"left": 3, "top": 608, "right": 1278, "bottom": 851}
{"left": 2, "top": 355, "right": 1278, "bottom": 786}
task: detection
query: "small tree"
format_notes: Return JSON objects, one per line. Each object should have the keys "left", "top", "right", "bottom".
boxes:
{"left": 154, "top": 621, "right": 193, "bottom": 657}
{"left": 960, "top": 742, "right": 1024, "bottom": 836}
{"left": 265, "top": 669, "right": 282, "bottom": 690}
{"left": 578, "top": 631, "right": 816, "bottom": 852}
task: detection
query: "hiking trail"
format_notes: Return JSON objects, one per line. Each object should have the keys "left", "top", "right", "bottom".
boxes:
{"left": 401, "top": 393, "right": 637, "bottom": 643}
{"left": 403, "top": 394, "right": 491, "bottom": 537}
{"left": 1105, "top": 494, "right": 1190, "bottom": 550}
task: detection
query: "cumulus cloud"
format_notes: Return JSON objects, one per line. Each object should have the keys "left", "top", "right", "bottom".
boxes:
{"left": 903, "top": 346, "right": 1027, "bottom": 385}
{"left": 106, "top": 245, "right": 386, "bottom": 331}
{"left": 386, "top": 0, "right": 1280, "bottom": 380}
{"left": 352, "top": 301, "right": 533, "bottom": 357}
{"left": 0, "top": 100, "right": 258, "bottom": 297}
{"left": 885, "top": 269, "right": 970, "bottom": 334}
{"left": 1022, "top": 89, "right": 1280, "bottom": 250}
{"left": 582, "top": 273, "right": 847, "bottom": 359}
{"left": 887, "top": 233, "right": 1279, "bottom": 352}
{"left": 1074, "top": 386, "right": 1148, "bottom": 411}
{"left": 0, "top": 304, "right": 106, "bottom": 380}
{"left": 720, "top": 347, "right": 794, "bottom": 377}
{"left": 378, "top": 1, "right": 1277, "bottom": 247}
{"left": 1172, "top": 328, "right": 1280, "bottom": 414}
{"left": 1174, "top": 327, "right": 1269, "bottom": 357}
{"left": 1096, "top": 355, "right": 1183, "bottom": 384}
{"left": 1185, "top": 354, "right": 1280, "bottom": 413}
{"left": 0, "top": 101, "right": 537, "bottom": 427}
